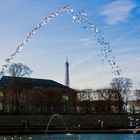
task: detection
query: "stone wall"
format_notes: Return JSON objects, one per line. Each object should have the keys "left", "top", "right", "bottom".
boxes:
{"left": 0, "top": 114, "right": 139, "bottom": 128}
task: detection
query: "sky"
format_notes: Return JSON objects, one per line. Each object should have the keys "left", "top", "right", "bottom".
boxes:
{"left": 0, "top": 0, "right": 140, "bottom": 90}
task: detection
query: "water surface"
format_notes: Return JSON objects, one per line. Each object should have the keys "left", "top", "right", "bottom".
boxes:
{"left": 1, "top": 134, "right": 140, "bottom": 140}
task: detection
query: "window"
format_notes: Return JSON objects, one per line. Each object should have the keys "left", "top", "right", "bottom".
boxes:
{"left": 0, "top": 91, "right": 3, "bottom": 111}
{"left": 63, "top": 95, "right": 68, "bottom": 101}
{"left": 0, "top": 91, "right": 3, "bottom": 97}
{"left": 0, "top": 103, "right": 2, "bottom": 111}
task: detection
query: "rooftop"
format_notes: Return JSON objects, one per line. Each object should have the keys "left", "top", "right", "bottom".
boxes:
{"left": 0, "top": 76, "right": 71, "bottom": 90}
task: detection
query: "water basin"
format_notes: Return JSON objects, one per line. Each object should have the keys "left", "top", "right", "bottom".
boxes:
{"left": 0, "top": 134, "right": 140, "bottom": 140}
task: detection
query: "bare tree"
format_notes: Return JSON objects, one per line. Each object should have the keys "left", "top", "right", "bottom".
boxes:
{"left": 77, "top": 89, "right": 95, "bottom": 114}
{"left": 95, "top": 88, "right": 118, "bottom": 113}
{"left": 110, "top": 77, "right": 133, "bottom": 114}
{"left": 77, "top": 89, "right": 94, "bottom": 101}
{"left": 5, "top": 63, "right": 33, "bottom": 113}
{"left": 29, "top": 87, "right": 77, "bottom": 114}
{"left": 7, "top": 78, "right": 32, "bottom": 113}
{"left": 134, "top": 89, "right": 140, "bottom": 100}
{"left": 8, "top": 63, "right": 32, "bottom": 77}
{"left": 110, "top": 77, "right": 133, "bottom": 91}
{"left": 133, "top": 89, "right": 140, "bottom": 113}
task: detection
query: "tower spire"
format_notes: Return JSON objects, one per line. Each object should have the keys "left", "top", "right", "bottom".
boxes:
{"left": 65, "top": 58, "right": 70, "bottom": 87}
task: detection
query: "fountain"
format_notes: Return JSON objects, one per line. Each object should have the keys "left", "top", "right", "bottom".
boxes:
{"left": 45, "top": 114, "right": 69, "bottom": 134}
{"left": 0, "top": 4, "right": 139, "bottom": 134}
{"left": 0, "top": 5, "right": 121, "bottom": 78}
{"left": 3, "top": 114, "right": 70, "bottom": 139}
{"left": 3, "top": 135, "right": 32, "bottom": 140}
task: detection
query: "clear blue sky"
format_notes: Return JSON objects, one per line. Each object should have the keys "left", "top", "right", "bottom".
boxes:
{"left": 0, "top": 0, "right": 140, "bottom": 89}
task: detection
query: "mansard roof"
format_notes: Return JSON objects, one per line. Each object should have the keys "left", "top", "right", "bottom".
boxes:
{"left": 0, "top": 76, "right": 74, "bottom": 91}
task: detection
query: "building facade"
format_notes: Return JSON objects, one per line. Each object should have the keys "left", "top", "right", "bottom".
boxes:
{"left": 0, "top": 76, "right": 77, "bottom": 114}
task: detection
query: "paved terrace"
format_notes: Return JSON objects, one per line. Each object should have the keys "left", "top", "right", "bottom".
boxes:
{"left": 0, "top": 127, "right": 140, "bottom": 135}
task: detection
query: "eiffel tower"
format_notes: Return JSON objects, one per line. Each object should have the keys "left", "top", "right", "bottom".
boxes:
{"left": 65, "top": 59, "right": 70, "bottom": 87}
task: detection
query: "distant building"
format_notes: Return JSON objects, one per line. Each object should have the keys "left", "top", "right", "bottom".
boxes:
{"left": 127, "top": 100, "right": 140, "bottom": 114}
{"left": 0, "top": 76, "right": 77, "bottom": 114}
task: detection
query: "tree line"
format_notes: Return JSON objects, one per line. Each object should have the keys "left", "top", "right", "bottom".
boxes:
{"left": 0, "top": 63, "right": 140, "bottom": 114}
{"left": 76, "top": 77, "right": 140, "bottom": 114}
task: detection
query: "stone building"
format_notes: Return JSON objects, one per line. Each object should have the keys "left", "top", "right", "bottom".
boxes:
{"left": 0, "top": 76, "right": 77, "bottom": 114}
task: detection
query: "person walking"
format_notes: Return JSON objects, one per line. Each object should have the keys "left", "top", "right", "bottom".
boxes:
{"left": 98, "top": 119, "right": 101, "bottom": 129}
{"left": 26, "top": 120, "right": 30, "bottom": 130}
{"left": 101, "top": 120, "right": 104, "bottom": 130}
{"left": 21, "top": 120, "right": 26, "bottom": 130}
